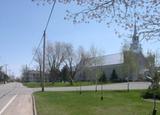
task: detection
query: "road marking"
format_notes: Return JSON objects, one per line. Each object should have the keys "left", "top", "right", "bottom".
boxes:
{"left": 0, "top": 95, "right": 17, "bottom": 115}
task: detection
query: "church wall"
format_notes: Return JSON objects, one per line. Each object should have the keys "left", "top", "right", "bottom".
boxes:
{"left": 74, "top": 56, "right": 147, "bottom": 82}
{"left": 74, "top": 64, "right": 125, "bottom": 82}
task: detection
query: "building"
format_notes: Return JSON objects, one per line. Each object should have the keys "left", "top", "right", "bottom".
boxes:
{"left": 75, "top": 24, "right": 150, "bottom": 81}
{"left": 22, "top": 70, "right": 49, "bottom": 82}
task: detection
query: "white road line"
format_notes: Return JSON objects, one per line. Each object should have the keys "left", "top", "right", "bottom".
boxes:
{"left": 0, "top": 95, "right": 17, "bottom": 115}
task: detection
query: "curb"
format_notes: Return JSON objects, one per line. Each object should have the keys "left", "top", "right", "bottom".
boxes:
{"left": 32, "top": 95, "right": 37, "bottom": 115}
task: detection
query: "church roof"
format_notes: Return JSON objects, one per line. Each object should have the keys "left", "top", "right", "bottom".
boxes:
{"left": 90, "top": 53, "right": 124, "bottom": 67}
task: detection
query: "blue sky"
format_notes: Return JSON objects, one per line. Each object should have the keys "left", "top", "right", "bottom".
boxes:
{"left": 0, "top": 0, "right": 159, "bottom": 77}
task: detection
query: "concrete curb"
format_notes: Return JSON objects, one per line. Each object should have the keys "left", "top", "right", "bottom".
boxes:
{"left": 32, "top": 95, "right": 37, "bottom": 115}
{"left": 143, "top": 99, "right": 160, "bottom": 103}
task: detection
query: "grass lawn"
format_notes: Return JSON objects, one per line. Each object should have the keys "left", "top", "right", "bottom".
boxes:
{"left": 34, "top": 90, "right": 160, "bottom": 115}
{"left": 23, "top": 82, "right": 98, "bottom": 88}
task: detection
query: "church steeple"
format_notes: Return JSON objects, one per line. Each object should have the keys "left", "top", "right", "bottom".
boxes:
{"left": 132, "top": 21, "right": 139, "bottom": 43}
{"left": 130, "top": 22, "right": 142, "bottom": 53}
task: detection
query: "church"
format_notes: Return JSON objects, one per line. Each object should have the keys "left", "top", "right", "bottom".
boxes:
{"left": 75, "top": 24, "right": 150, "bottom": 81}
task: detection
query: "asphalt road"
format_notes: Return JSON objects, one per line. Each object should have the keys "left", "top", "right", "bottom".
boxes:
{"left": 0, "top": 82, "right": 33, "bottom": 115}
{"left": 33, "top": 82, "right": 151, "bottom": 92}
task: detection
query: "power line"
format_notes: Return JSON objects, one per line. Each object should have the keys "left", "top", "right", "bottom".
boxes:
{"left": 28, "top": 35, "right": 43, "bottom": 67}
{"left": 44, "top": 0, "right": 56, "bottom": 31}
{"left": 28, "top": 0, "right": 56, "bottom": 67}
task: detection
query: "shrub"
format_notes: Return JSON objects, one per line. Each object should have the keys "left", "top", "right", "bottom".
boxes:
{"left": 60, "top": 65, "right": 69, "bottom": 82}
{"left": 98, "top": 72, "right": 106, "bottom": 83}
{"left": 141, "top": 88, "right": 160, "bottom": 100}
{"left": 110, "top": 69, "right": 118, "bottom": 82}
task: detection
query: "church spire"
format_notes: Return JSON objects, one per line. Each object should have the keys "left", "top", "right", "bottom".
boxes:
{"left": 132, "top": 21, "right": 138, "bottom": 42}
{"left": 130, "top": 21, "right": 142, "bottom": 53}
{"left": 134, "top": 21, "right": 137, "bottom": 36}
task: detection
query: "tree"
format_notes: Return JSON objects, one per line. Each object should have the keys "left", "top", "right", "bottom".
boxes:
{"left": 64, "top": 45, "right": 90, "bottom": 85}
{"left": 46, "top": 41, "right": 66, "bottom": 82}
{"left": 110, "top": 69, "right": 118, "bottom": 82}
{"left": 33, "top": 48, "right": 43, "bottom": 83}
{"left": 21, "top": 65, "right": 30, "bottom": 82}
{"left": 88, "top": 45, "right": 105, "bottom": 91}
{"left": 138, "top": 1, "right": 160, "bottom": 41}
{"left": 99, "top": 71, "right": 106, "bottom": 83}
{"left": 121, "top": 42, "right": 139, "bottom": 81}
{"left": 146, "top": 51, "right": 160, "bottom": 89}
{"left": 142, "top": 52, "right": 160, "bottom": 114}
{"left": 32, "top": 0, "right": 160, "bottom": 41}
{"left": 0, "top": 66, "right": 2, "bottom": 71}
{"left": 0, "top": 65, "right": 9, "bottom": 84}
{"left": 88, "top": 45, "right": 102, "bottom": 80}
{"left": 0, "top": 66, "right": 3, "bottom": 82}
{"left": 63, "top": 43, "right": 75, "bottom": 84}
{"left": 32, "top": 0, "right": 142, "bottom": 23}
{"left": 146, "top": 52, "right": 155, "bottom": 74}
{"left": 60, "top": 65, "right": 69, "bottom": 82}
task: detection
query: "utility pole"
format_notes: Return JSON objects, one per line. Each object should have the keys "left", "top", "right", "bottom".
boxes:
{"left": 40, "top": 63, "right": 42, "bottom": 88}
{"left": 42, "top": 30, "right": 46, "bottom": 92}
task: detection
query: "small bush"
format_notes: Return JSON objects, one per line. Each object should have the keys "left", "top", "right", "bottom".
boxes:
{"left": 110, "top": 69, "right": 118, "bottom": 82}
{"left": 98, "top": 72, "right": 107, "bottom": 83}
{"left": 141, "top": 88, "right": 160, "bottom": 100}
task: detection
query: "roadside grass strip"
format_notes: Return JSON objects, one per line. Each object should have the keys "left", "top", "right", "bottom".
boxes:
{"left": 34, "top": 91, "right": 160, "bottom": 115}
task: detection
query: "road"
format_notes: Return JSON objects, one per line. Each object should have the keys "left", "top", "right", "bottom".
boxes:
{"left": 33, "top": 82, "right": 151, "bottom": 92}
{"left": 0, "top": 82, "right": 33, "bottom": 115}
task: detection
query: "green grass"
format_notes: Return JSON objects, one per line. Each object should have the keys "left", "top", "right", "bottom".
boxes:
{"left": 34, "top": 90, "right": 160, "bottom": 115}
{"left": 23, "top": 82, "right": 97, "bottom": 88}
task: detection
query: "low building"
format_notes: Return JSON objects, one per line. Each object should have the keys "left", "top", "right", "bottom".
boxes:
{"left": 22, "top": 70, "right": 49, "bottom": 82}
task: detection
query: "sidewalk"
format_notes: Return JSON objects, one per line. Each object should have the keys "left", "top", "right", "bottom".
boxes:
{"left": 32, "top": 82, "right": 151, "bottom": 92}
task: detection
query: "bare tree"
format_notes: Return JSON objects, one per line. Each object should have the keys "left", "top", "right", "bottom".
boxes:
{"left": 64, "top": 45, "right": 90, "bottom": 85}
{"left": 89, "top": 45, "right": 104, "bottom": 92}
{"left": 121, "top": 42, "right": 140, "bottom": 91}
{"left": 33, "top": 0, "right": 136, "bottom": 25}
{"left": 21, "top": 65, "right": 30, "bottom": 82}
{"left": 121, "top": 42, "right": 139, "bottom": 81}
{"left": 46, "top": 41, "right": 66, "bottom": 82}
{"left": 145, "top": 51, "right": 160, "bottom": 88}
{"left": 138, "top": 1, "right": 160, "bottom": 41}
{"left": 63, "top": 43, "right": 75, "bottom": 84}
{"left": 32, "top": 0, "right": 143, "bottom": 23}
{"left": 146, "top": 51, "right": 155, "bottom": 74}
{"left": 0, "top": 66, "right": 3, "bottom": 82}
{"left": 32, "top": 0, "right": 160, "bottom": 41}
{"left": 0, "top": 66, "right": 2, "bottom": 71}
{"left": 33, "top": 48, "right": 43, "bottom": 84}
{"left": 62, "top": 0, "right": 160, "bottom": 41}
